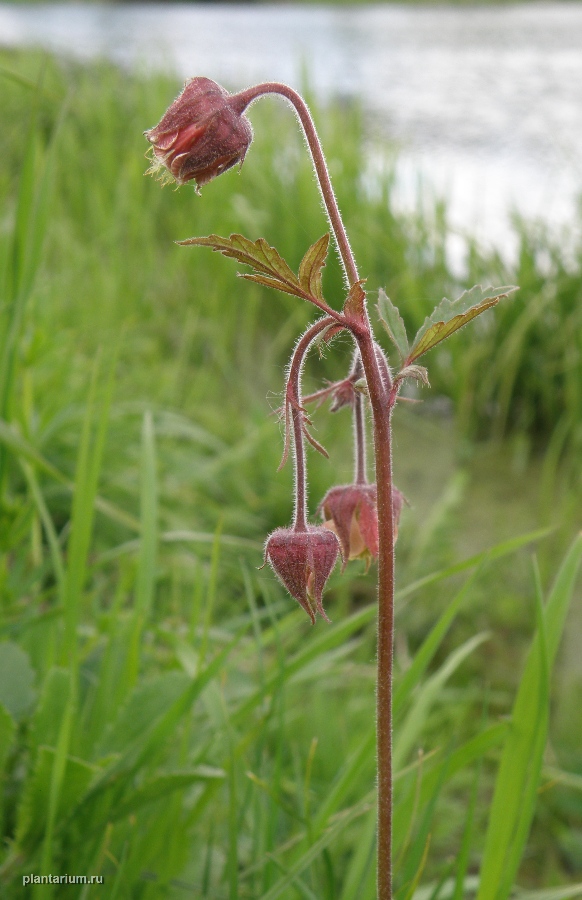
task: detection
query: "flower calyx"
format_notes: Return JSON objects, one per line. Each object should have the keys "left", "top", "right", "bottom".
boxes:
{"left": 144, "top": 77, "right": 253, "bottom": 190}
{"left": 264, "top": 526, "right": 341, "bottom": 624}
{"left": 318, "top": 483, "right": 405, "bottom": 570}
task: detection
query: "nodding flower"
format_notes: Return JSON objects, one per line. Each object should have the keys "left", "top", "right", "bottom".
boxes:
{"left": 264, "top": 526, "right": 341, "bottom": 624}
{"left": 144, "top": 77, "right": 253, "bottom": 190}
{"left": 318, "top": 483, "right": 405, "bottom": 570}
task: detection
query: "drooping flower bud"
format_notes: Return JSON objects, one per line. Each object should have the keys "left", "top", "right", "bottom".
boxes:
{"left": 264, "top": 526, "right": 341, "bottom": 624}
{"left": 318, "top": 483, "right": 405, "bottom": 569}
{"left": 144, "top": 77, "right": 253, "bottom": 190}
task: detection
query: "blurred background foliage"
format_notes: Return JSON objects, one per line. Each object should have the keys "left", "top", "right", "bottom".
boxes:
{"left": 0, "top": 51, "right": 581, "bottom": 897}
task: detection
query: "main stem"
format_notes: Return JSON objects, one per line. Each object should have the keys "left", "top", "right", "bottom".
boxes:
{"left": 356, "top": 328, "right": 394, "bottom": 900}
{"left": 235, "top": 83, "right": 396, "bottom": 898}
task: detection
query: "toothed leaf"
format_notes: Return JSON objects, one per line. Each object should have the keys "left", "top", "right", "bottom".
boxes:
{"left": 240, "top": 273, "right": 305, "bottom": 298}
{"left": 298, "top": 234, "right": 330, "bottom": 302}
{"left": 377, "top": 289, "right": 409, "bottom": 361}
{"left": 407, "top": 285, "right": 518, "bottom": 364}
{"left": 181, "top": 232, "right": 296, "bottom": 279}
{"left": 180, "top": 232, "right": 335, "bottom": 313}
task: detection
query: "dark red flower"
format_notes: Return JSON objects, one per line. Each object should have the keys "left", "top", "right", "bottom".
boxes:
{"left": 318, "top": 483, "right": 404, "bottom": 569}
{"left": 144, "top": 77, "right": 253, "bottom": 190}
{"left": 264, "top": 526, "right": 341, "bottom": 624}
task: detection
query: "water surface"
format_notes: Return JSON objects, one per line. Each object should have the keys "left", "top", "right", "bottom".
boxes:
{"left": 2, "top": 3, "right": 582, "bottom": 260}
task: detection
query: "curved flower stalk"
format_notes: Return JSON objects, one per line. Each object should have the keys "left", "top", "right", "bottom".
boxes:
{"left": 145, "top": 76, "right": 517, "bottom": 900}
{"left": 265, "top": 315, "right": 343, "bottom": 624}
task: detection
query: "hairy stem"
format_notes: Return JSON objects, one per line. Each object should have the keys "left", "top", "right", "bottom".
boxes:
{"left": 232, "top": 83, "right": 359, "bottom": 288}
{"left": 349, "top": 351, "right": 367, "bottom": 485}
{"left": 235, "top": 82, "right": 396, "bottom": 898}
{"left": 356, "top": 327, "right": 394, "bottom": 900}
{"left": 286, "top": 317, "right": 338, "bottom": 533}
{"left": 291, "top": 403, "right": 308, "bottom": 533}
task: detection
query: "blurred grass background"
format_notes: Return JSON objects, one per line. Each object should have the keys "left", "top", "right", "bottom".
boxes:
{"left": 0, "top": 51, "right": 582, "bottom": 897}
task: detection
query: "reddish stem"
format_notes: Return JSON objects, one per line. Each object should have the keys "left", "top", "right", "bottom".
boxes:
{"left": 356, "top": 328, "right": 395, "bottom": 900}
{"left": 286, "top": 317, "right": 338, "bottom": 533}
{"left": 291, "top": 403, "right": 308, "bottom": 533}
{"left": 348, "top": 351, "right": 367, "bottom": 486}
{"left": 232, "top": 83, "right": 359, "bottom": 288}
{"left": 234, "top": 82, "right": 396, "bottom": 900}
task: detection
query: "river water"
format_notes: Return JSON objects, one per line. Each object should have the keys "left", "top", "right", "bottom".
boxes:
{"left": 2, "top": 2, "right": 582, "bottom": 264}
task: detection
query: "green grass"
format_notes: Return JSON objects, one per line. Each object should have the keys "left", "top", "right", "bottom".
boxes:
{"left": 1, "top": 50, "right": 582, "bottom": 897}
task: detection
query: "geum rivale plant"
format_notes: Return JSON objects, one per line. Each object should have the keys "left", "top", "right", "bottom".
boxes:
{"left": 145, "top": 77, "right": 516, "bottom": 900}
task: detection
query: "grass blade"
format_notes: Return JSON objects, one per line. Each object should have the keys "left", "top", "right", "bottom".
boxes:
{"left": 394, "top": 633, "right": 489, "bottom": 771}
{"left": 477, "top": 534, "right": 582, "bottom": 900}
{"left": 394, "top": 568, "right": 480, "bottom": 719}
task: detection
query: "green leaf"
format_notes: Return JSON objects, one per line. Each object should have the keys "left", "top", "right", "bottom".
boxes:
{"left": 29, "top": 667, "right": 69, "bottom": 755}
{"left": 0, "top": 702, "right": 16, "bottom": 774}
{"left": 298, "top": 233, "right": 330, "bottom": 302}
{"left": 0, "top": 642, "right": 36, "bottom": 720}
{"left": 377, "top": 288, "right": 410, "bottom": 360}
{"left": 312, "top": 731, "right": 375, "bottom": 835}
{"left": 97, "top": 671, "right": 192, "bottom": 757}
{"left": 180, "top": 232, "right": 295, "bottom": 278}
{"left": 394, "top": 569, "right": 479, "bottom": 719}
{"left": 393, "top": 723, "right": 508, "bottom": 860}
{"left": 70, "top": 634, "right": 241, "bottom": 823}
{"left": 15, "top": 745, "right": 97, "bottom": 852}
{"left": 476, "top": 534, "right": 582, "bottom": 900}
{"left": 135, "top": 409, "right": 158, "bottom": 620}
{"left": 339, "top": 808, "right": 377, "bottom": 900}
{"left": 105, "top": 768, "right": 225, "bottom": 823}
{"left": 258, "top": 793, "right": 374, "bottom": 900}
{"left": 0, "top": 419, "right": 139, "bottom": 533}
{"left": 62, "top": 351, "right": 114, "bottom": 664}
{"left": 407, "top": 285, "right": 518, "bottom": 364}
{"left": 180, "top": 233, "right": 334, "bottom": 312}
{"left": 240, "top": 272, "right": 304, "bottom": 298}
{"left": 514, "top": 885, "right": 582, "bottom": 900}
{"left": 394, "top": 632, "right": 489, "bottom": 771}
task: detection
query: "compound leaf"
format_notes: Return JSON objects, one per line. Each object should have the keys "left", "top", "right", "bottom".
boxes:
{"left": 407, "top": 285, "right": 518, "bottom": 364}
{"left": 180, "top": 233, "right": 335, "bottom": 314}
{"left": 377, "top": 289, "right": 409, "bottom": 361}
{"left": 181, "top": 232, "right": 296, "bottom": 279}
